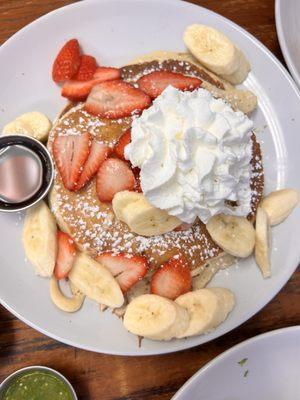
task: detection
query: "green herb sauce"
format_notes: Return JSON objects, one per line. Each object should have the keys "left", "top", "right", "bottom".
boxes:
{"left": 3, "top": 371, "right": 73, "bottom": 400}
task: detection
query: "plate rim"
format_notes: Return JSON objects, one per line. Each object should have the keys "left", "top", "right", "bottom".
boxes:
{"left": 275, "top": 0, "right": 300, "bottom": 89}
{"left": 172, "top": 325, "right": 300, "bottom": 399}
{"left": 0, "top": 0, "right": 300, "bottom": 356}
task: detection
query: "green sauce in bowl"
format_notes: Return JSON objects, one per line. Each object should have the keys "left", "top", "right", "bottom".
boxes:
{"left": 2, "top": 371, "right": 74, "bottom": 400}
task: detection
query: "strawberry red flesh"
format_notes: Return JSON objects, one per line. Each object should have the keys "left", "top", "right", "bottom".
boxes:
{"left": 84, "top": 80, "right": 152, "bottom": 119}
{"left": 52, "top": 39, "right": 81, "bottom": 83}
{"left": 96, "top": 158, "right": 136, "bottom": 202}
{"left": 150, "top": 254, "right": 192, "bottom": 300}
{"left": 76, "top": 140, "right": 109, "bottom": 190}
{"left": 53, "top": 132, "right": 91, "bottom": 191}
{"left": 61, "top": 77, "right": 117, "bottom": 101}
{"left": 93, "top": 67, "right": 121, "bottom": 81}
{"left": 97, "top": 252, "right": 148, "bottom": 292}
{"left": 74, "top": 55, "right": 97, "bottom": 81}
{"left": 138, "top": 71, "right": 202, "bottom": 99}
{"left": 114, "top": 129, "right": 131, "bottom": 160}
{"left": 54, "top": 231, "right": 76, "bottom": 280}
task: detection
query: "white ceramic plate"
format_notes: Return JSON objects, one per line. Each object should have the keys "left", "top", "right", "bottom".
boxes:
{"left": 0, "top": 0, "right": 300, "bottom": 356}
{"left": 172, "top": 326, "right": 300, "bottom": 399}
{"left": 276, "top": 0, "right": 300, "bottom": 88}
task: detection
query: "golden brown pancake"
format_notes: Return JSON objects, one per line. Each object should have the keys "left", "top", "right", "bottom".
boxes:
{"left": 48, "top": 60, "right": 264, "bottom": 273}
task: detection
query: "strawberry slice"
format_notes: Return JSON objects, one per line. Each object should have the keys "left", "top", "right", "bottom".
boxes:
{"left": 54, "top": 231, "right": 76, "bottom": 280}
{"left": 138, "top": 71, "right": 202, "bottom": 99}
{"left": 74, "top": 55, "right": 97, "bottom": 81}
{"left": 52, "top": 39, "right": 81, "bottom": 83}
{"left": 61, "top": 77, "right": 113, "bottom": 101}
{"left": 84, "top": 80, "right": 152, "bottom": 119}
{"left": 53, "top": 132, "right": 91, "bottom": 191}
{"left": 97, "top": 252, "right": 148, "bottom": 292}
{"left": 93, "top": 67, "right": 121, "bottom": 81}
{"left": 96, "top": 158, "right": 136, "bottom": 202}
{"left": 150, "top": 255, "right": 192, "bottom": 300}
{"left": 76, "top": 140, "right": 109, "bottom": 190}
{"left": 114, "top": 129, "right": 131, "bottom": 160}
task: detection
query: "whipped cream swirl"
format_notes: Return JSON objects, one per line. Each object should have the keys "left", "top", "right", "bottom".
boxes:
{"left": 125, "top": 86, "right": 253, "bottom": 224}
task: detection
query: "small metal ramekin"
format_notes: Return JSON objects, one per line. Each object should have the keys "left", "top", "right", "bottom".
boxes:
{"left": 0, "top": 365, "right": 78, "bottom": 399}
{"left": 0, "top": 135, "right": 54, "bottom": 212}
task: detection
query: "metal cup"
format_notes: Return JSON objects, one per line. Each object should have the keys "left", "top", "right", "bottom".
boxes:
{"left": 0, "top": 135, "right": 54, "bottom": 212}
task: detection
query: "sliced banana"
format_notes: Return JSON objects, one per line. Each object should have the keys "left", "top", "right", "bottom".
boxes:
{"left": 175, "top": 288, "right": 235, "bottom": 338}
{"left": 184, "top": 24, "right": 248, "bottom": 79}
{"left": 69, "top": 253, "right": 124, "bottom": 308}
{"left": 3, "top": 111, "right": 52, "bottom": 141}
{"left": 123, "top": 294, "right": 189, "bottom": 341}
{"left": 219, "top": 50, "right": 251, "bottom": 85}
{"left": 113, "top": 191, "right": 181, "bottom": 236}
{"left": 22, "top": 201, "right": 57, "bottom": 277}
{"left": 202, "top": 81, "right": 257, "bottom": 114}
{"left": 261, "top": 189, "right": 299, "bottom": 226}
{"left": 255, "top": 207, "right": 271, "bottom": 278}
{"left": 112, "top": 190, "right": 142, "bottom": 221}
{"left": 206, "top": 214, "right": 255, "bottom": 258}
{"left": 50, "top": 277, "right": 85, "bottom": 312}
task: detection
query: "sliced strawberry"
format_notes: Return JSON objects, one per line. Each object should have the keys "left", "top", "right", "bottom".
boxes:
{"left": 174, "top": 222, "right": 194, "bottom": 232}
{"left": 93, "top": 67, "right": 121, "bottom": 81}
{"left": 76, "top": 140, "right": 109, "bottom": 190}
{"left": 150, "top": 255, "right": 191, "bottom": 300}
{"left": 54, "top": 231, "right": 76, "bottom": 280}
{"left": 97, "top": 252, "right": 148, "bottom": 292}
{"left": 74, "top": 55, "right": 97, "bottom": 81}
{"left": 53, "top": 132, "right": 91, "bottom": 191}
{"left": 52, "top": 39, "right": 81, "bottom": 83}
{"left": 114, "top": 129, "right": 131, "bottom": 160}
{"left": 61, "top": 77, "right": 113, "bottom": 101}
{"left": 138, "top": 71, "right": 202, "bottom": 99}
{"left": 84, "top": 80, "right": 152, "bottom": 119}
{"left": 96, "top": 158, "right": 136, "bottom": 202}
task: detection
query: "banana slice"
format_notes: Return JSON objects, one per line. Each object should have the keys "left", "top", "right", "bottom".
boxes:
{"left": 22, "top": 201, "right": 57, "bottom": 277}
{"left": 50, "top": 277, "right": 85, "bottom": 312}
{"left": 175, "top": 288, "right": 235, "bottom": 338}
{"left": 68, "top": 253, "right": 124, "bottom": 308}
{"left": 3, "top": 111, "right": 52, "bottom": 141}
{"left": 123, "top": 294, "right": 189, "bottom": 340}
{"left": 261, "top": 189, "right": 299, "bottom": 226}
{"left": 112, "top": 190, "right": 142, "bottom": 220}
{"left": 219, "top": 50, "right": 251, "bottom": 85}
{"left": 184, "top": 25, "right": 240, "bottom": 76}
{"left": 206, "top": 214, "right": 255, "bottom": 258}
{"left": 255, "top": 207, "right": 271, "bottom": 278}
{"left": 113, "top": 191, "right": 181, "bottom": 236}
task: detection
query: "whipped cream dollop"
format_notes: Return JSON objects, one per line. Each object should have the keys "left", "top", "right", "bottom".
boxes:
{"left": 125, "top": 86, "right": 253, "bottom": 224}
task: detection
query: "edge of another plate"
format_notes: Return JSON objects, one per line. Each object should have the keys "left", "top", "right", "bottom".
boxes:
{"left": 172, "top": 325, "right": 300, "bottom": 399}
{"left": 275, "top": 0, "right": 300, "bottom": 89}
